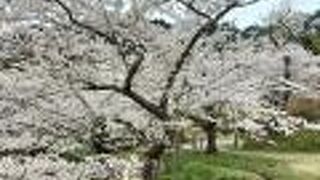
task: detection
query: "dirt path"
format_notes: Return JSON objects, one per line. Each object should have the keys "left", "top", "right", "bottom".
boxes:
{"left": 277, "top": 153, "right": 320, "bottom": 179}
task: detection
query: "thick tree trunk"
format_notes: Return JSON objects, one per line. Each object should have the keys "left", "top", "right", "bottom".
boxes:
{"left": 204, "top": 122, "right": 217, "bottom": 153}
{"left": 282, "top": 55, "right": 292, "bottom": 108}
{"left": 234, "top": 128, "right": 239, "bottom": 149}
{"left": 142, "top": 158, "right": 159, "bottom": 180}
{"left": 142, "top": 144, "right": 165, "bottom": 180}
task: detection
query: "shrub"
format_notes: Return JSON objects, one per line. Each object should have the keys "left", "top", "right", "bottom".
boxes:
{"left": 59, "top": 143, "right": 95, "bottom": 162}
{"left": 286, "top": 96, "right": 320, "bottom": 122}
{"left": 300, "top": 32, "right": 320, "bottom": 55}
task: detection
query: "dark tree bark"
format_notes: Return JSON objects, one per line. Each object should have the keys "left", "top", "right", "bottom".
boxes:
{"left": 142, "top": 143, "right": 166, "bottom": 180}
{"left": 175, "top": 109, "right": 218, "bottom": 153}
{"left": 203, "top": 122, "right": 218, "bottom": 153}
{"left": 234, "top": 127, "right": 239, "bottom": 149}
{"left": 283, "top": 55, "right": 292, "bottom": 106}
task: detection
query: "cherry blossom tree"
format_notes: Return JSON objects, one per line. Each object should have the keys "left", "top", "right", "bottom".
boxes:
{"left": 1, "top": 0, "right": 265, "bottom": 179}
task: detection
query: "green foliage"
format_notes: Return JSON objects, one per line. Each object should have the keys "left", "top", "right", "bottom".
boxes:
{"left": 300, "top": 32, "right": 320, "bottom": 55}
{"left": 160, "top": 151, "right": 295, "bottom": 180}
{"left": 59, "top": 143, "right": 95, "bottom": 162}
{"left": 242, "top": 130, "right": 320, "bottom": 152}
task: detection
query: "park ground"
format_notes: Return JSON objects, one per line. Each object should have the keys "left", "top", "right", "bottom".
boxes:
{"left": 160, "top": 129, "right": 320, "bottom": 180}
{"left": 160, "top": 150, "right": 320, "bottom": 180}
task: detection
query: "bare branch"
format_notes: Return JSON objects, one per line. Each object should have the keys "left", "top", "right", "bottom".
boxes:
{"left": 0, "top": 146, "right": 48, "bottom": 157}
{"left": 83, "top": 81, "right": 169, "bottom": 121}
{"left": 82, "top": 81, "right": 123, "bottom": 93}
{"left": 176, "top": 0, "right": 212, "bottom": 19}
{"left": 123, "top": 53, "right": 145, "bottom": 91}
{"left": 238, "top": 0, "right": 260, "bottom": 7}
{"left": 121, "top": 90, "right": 170, "bottom": 120}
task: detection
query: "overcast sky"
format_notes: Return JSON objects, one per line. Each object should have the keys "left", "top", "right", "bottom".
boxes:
{"left": 1, "top": 0, "right": 319, "bottom": 30}
{"left": 224, "top": 0, "right": 320, "bottom": 28}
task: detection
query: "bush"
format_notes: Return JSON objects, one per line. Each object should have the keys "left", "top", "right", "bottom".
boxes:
{"left": 59, "top": 143, "right": 95, "bottom": 162}
{"left": 300, "top": 32, "right": 320, "bottom": 55}
{"left": 242, "top": 130, "right": 320, "bottom": 152}
{"left": 286, "top": 96, "right": 320, "bottom": 122}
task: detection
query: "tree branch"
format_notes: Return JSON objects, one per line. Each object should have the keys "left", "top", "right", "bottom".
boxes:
{"left": 123, "top": 89, "right": 169, "bottom": 120}
{"left": 268, "top": 25, "right": 281, "bottom": 48}
{"left": 51, "top": 0, "right": 146, "bottom": 54}
{"left": 52, "top": 0, "right": 118, "bottom": 44}
{"left": 83, "top": 82, "right": 169, "bottom": 121}
{"left": 176, "top": 0, "right": 212, "bottom": 19}
{"left": 112, "top": 118, "right": 148, "bottom": 144}
{"left": 123, "top": 53, "right": 145, "bottom": 91}
{"left": 0, "top": 146, "right": 48, "bottom": 157}
{"left": 159, "top": 1, "right": 243, "bottom": 111}
{"left": 174, "top": 108, "right": 215, "bottom": 127}
{"left": 279, "top": 19, "right": 303, "bottom": 44}
{"left": 51, "top": 0, "right": 167, "bottom": 121}
{"left": 238, "top": 0, "right": 260, "bottom": 7}
{"left": 82, "top": 81, "right": 123, "bottom": 93}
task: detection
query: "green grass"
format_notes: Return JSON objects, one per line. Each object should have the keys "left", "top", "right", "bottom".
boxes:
{"left": 242, "top": 130, "right": 320, "bottom": 152}
{"left": 160, "top": 151, "right": 297, "bottom": 180}
{"left": 160, "top": 129, "right": 320, "bottom": 180}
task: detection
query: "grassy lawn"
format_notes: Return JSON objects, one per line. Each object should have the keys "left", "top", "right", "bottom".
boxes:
{"left": 160, "top": 151, "right": 320, "bottom": 180}
{"left": 242, "top": 130, "right": 320, "bottom": 152}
